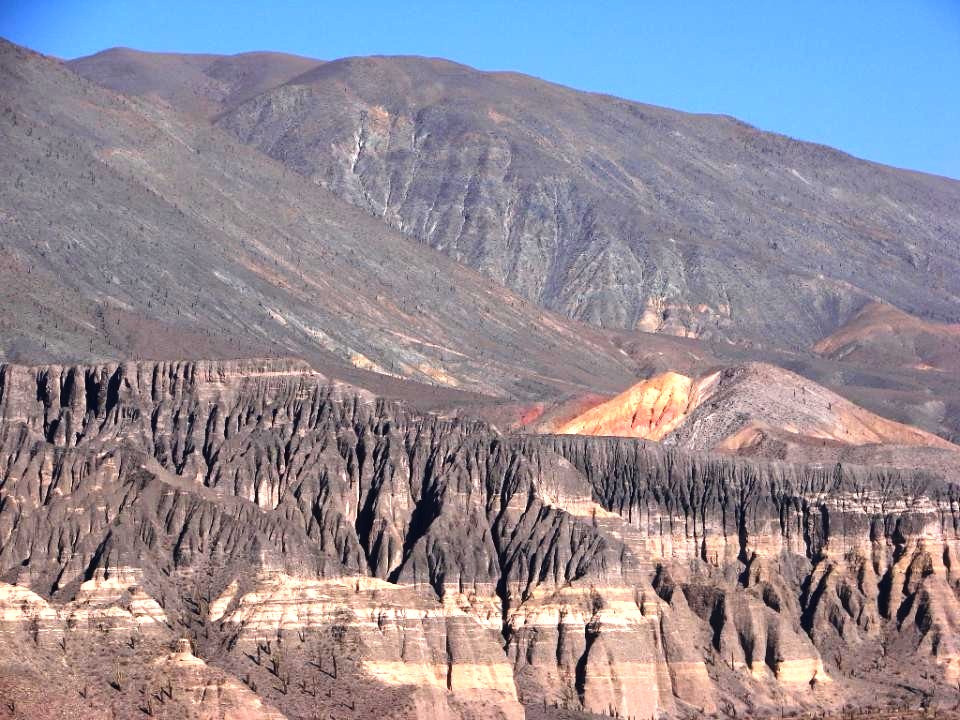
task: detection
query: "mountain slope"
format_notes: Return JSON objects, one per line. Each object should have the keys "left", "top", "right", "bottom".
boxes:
{"left": 67, "top": 46, "right": 321, "bottom": 120}
{"left": 815, "top": 301, "right": 960, "bottom": 374}
{"left": 70, "top": 50, "right": 960, "bottom": 349}
{"left": 0, "top": 39, "right": 637, "bottom": 402}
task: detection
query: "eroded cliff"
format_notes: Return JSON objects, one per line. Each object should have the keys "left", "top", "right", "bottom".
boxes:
{"left": 1, "top": 359, "right": 959, "bottom": 719}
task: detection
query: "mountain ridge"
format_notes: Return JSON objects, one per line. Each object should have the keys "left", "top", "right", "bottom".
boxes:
{"left": 62, "top": 43, "right": 960, "bottom": 438}
{"left": 0, "top": 38, "right": 638, "bottom": 403}
{"left": 549, "top": 361, "right": 960, "bottom": 472}
{"left": 66, "top": 47, "right": 960, "bottom": 181}
{"left": 814, "top": 301, "right": 960, "bottom": 374}
{"left": 69, "top": 45, "right": 960, "bottom": 349}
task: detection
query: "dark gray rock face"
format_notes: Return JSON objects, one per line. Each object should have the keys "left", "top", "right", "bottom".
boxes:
{"left": 71, "top": 51, "right": 960, "bottom": 348}
{"left": 2, "top": 359, "right": 960, "bottom": 718}
{"left": 0, "top": 359, "right": 620, "bottom": 592}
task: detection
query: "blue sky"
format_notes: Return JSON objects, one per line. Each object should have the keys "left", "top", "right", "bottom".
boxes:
{"left": 2, "top": 0, "right": 959, "bottom": 179}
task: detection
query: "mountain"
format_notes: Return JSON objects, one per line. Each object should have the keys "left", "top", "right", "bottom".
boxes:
{"left": 67, "top": 47, "right": 322, "bottom": 120}
{"left": 549, "top": 362, "right": 960, "bottom": 470}
{"left": 4, "top": 37, "right": 960, "bottom": 720}
{"left": 603, "top": 326, "right": 960, "bottom": 444}
{"left": 71, "top": 49, "right": 960, "bottom": 350}
{"left": 815, "top": 301, "right": 960, "bottom": 374}
{"left": 63, "top": 46, "right": 960, "bottom": 442}
{"left": 0, "top": 39, "right": 637, "bottom": 403}
{"left": 3, "top": 358, "right": 960, "bottom": 720}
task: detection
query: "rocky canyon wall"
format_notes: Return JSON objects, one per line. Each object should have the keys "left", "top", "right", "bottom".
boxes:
{"left": 1, "top": 359, "right": 959, "bottom": 718}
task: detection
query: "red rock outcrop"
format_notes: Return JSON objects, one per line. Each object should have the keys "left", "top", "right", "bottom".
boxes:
{"left": 552, "top": 363, "right": 960, "bottom": 470}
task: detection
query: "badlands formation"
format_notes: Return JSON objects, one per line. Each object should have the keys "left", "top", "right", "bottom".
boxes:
{"left": 1, "top": 359, "right": 960, "bottom": 719}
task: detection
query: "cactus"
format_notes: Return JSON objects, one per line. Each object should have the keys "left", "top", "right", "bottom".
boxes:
{"left": 110, "top": 657, "right": 124, "bottom": 691}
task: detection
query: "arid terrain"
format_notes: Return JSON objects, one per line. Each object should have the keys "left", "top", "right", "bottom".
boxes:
{"left": 70, "top": 48, "right": 960, "bottom": 349}
{"left": 3, "top": 358, "right": 960, "bottom": 720}
{"left": 1, "top": 36, "right": 960, "bottom": 720}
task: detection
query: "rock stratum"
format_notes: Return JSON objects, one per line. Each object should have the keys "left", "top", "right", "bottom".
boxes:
{"left": 2, "top": 358, "right": 960, "bottom": 719}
